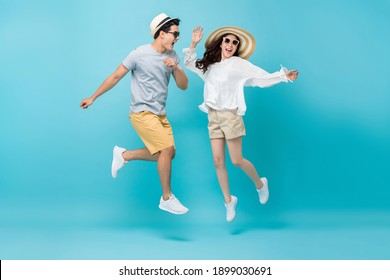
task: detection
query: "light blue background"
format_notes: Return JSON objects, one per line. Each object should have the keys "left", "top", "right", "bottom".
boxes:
{"left": 1, "top": 0, "right": 389, "bottom": 259}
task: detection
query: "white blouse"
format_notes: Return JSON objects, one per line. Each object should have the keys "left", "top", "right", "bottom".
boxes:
{"left": 183, "top": 47, "right": 291, "bottom": 115}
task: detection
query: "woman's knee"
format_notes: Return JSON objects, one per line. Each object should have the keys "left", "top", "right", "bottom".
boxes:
{"left": 231, "top": 157, "right": 244, "bottom": 167}
{"left": 213, "top": 156, "right": 225, "bottom": 168}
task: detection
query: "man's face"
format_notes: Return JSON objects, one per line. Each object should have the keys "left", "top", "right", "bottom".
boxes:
{"left": 162, "top": 25, "right": 180, "bottom": 51}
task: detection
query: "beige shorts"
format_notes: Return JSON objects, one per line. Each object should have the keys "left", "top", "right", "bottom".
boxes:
{"left": 207, "top": 108, "right": 246, "bottom": 140}
{"left": 130, "top": 111, "right": 175, "bottom": 155}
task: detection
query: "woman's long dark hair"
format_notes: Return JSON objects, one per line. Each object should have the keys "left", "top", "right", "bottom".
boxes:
{"left": 195, "top": 33, "right": 240, "bottom": 73}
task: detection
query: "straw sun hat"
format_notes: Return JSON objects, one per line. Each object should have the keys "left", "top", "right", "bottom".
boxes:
{"left": 150, "top": 13, "right": 178, "bottom": 37}
{"left": 205, "top": 26, "right": 256, "bottom": 59}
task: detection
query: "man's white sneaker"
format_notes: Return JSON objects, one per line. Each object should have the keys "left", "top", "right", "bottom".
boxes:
{"left": 225, "top": 195, "right": 238, "bottom": 222}
{"left": 111, "top": 146, "right": 126, "bottom": 179}
{"left": 159, "top": 194, "right": 189, "bottom": 214}
{"left": 257, "top": 177, "right": 269, "bottom": 204}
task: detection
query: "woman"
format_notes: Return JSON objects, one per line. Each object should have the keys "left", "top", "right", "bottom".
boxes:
{"left": 184, "top": 26, "right": 299, "bottom": 222}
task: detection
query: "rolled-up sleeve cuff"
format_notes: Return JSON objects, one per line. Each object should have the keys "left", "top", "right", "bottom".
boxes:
{"left": 280, "top": 65, "right": 293, "bottom": 83}
{"left": 183, "top": 48, "right": 197, "bottom": 64}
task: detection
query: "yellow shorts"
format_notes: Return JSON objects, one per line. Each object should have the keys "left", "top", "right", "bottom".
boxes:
{"left": 130, "top": 111, "right": 175, "bottom": 155}
{"left": 207, "top": 108, "right": 246, "bottom": 140}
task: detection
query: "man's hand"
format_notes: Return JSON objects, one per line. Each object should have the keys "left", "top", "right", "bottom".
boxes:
{"left": 80, "top": 97, "right": 94, "bottom": 109}
{"left": 164, "top": 58, "right": 178, "bottom": 70}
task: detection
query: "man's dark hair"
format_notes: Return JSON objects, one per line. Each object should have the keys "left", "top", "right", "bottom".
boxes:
{"left": 153, "top": 18, "right": 180, "bottom": 39}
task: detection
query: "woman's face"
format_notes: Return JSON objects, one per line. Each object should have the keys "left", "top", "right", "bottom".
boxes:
{"left": 220, "top": 34, "right": 239, "bottom": 60}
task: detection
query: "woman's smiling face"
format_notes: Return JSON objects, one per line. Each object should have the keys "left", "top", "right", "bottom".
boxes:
{"left": 220, "top": 34, "right": 239, "bottom": 60}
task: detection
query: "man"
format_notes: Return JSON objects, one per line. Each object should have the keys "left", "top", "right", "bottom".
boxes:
{"left": 80, "top": 13, "right": 189, "bottom": 215}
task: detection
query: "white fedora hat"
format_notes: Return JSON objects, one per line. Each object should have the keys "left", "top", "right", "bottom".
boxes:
{"left": 150, "top": 13, "right": 178, "bottom": 37}
{"left": 205, "top": 26, "right": 256, "bottom": 59}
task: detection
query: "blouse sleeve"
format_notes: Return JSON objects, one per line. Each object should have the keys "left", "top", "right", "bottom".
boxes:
{"left": 183, "top": 48, "right": 205, "bottom": 80}
{"left": 241, "top": 59, "right": 291, "bottom": 88}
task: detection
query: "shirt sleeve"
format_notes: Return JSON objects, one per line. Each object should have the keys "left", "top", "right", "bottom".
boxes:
{"left": 241, "top": 60, "right": 291, "bottom": 88}
{"left": 173, "top": 51, "right": 180, "bottom": 66}
{"left": 122, "top": 49, "right": 137, "bottom": 70}
{"left": 183, "top": 48, "right": 205, "bottom": 80}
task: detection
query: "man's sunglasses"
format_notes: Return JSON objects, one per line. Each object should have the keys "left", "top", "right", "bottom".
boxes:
{"left": 167, "top": 31, "right": 180, "bottom": 38}
{"left": 222, "top": 37, "right": 240, "bottom": 46}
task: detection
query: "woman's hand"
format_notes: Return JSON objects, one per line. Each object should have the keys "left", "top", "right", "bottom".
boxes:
{"left": 287, "top": 70, "right": 299, "bottom": 81}
{"left": 190, "top": 26, "right": 204, "bottom": 49}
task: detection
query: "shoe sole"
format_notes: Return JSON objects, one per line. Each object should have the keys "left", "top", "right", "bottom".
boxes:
{"left": 111, "top": 146, "right": 124, "bottom": 179}
{"left": 111, "top": 147, "right": 118, "bottom": 178}
{"left": 159, "top": 205, "right": 189, "bottom": 215}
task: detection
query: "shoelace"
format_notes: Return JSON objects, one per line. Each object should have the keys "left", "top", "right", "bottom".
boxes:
{"left": 169, "top": 195, "right": 181, "bottom": 205}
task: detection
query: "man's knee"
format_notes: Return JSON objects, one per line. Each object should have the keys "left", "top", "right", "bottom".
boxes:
{"left": 160, "top": 146, "right": 175, "bottom": 160}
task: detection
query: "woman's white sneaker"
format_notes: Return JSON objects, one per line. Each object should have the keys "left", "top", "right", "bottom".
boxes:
{"left": 225, "top": 195, "right": 238, "bottom": 222}
{"left": 257, "top": 177, "right": 269, "bottom": 204}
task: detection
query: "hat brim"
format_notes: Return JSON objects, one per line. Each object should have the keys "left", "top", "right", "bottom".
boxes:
{"left": 205, "top": 26, "right": 256, "bottom": 59}
{"left": 150, "top": 17, "right": 178, "bottom": 37}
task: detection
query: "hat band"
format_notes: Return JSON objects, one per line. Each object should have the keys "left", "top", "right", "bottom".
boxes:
{"left": 156, "top": 17, "right": 171, "bottom": 28}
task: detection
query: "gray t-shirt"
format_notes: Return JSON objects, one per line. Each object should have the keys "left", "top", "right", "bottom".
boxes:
{"left": 122, "top": 44, "right": 180, "bottom": 115}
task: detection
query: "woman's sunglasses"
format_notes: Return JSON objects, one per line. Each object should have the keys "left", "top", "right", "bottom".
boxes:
{"left": 222, "top": 37, "right": 240, "bottom": 46}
